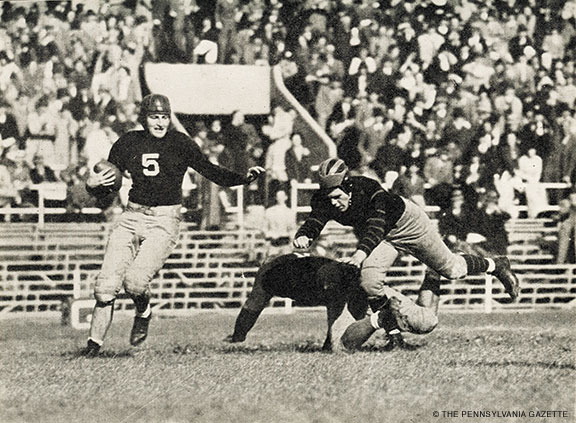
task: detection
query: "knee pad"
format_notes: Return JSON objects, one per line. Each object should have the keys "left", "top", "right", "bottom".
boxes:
{"left": 124, "top": 270, "right": 152, "bottom": 297}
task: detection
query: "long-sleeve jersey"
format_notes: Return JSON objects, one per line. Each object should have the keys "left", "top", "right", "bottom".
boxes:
{"left": 258, "top": 254, "right": 362, "bottom": 306}
{"left": 91, "top": 129, "right": 251, "bottom": 206}
{"left": 295, "top": 176, "right": 406, "bottom": 256}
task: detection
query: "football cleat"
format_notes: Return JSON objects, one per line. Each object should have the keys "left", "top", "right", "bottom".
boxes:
{"left": 130, "top": 313, "right": 152, "bottom": 346}
{"left": 492, "top": 256, "right": 520, "bottom": 300}
{"left": 382, "top": 332, "right": 419, "bottom": 351}
{"left": 81, "top": 339, "right": 101, "bottom": 357}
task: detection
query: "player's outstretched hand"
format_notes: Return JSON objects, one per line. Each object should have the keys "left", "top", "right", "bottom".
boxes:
{"left": 246, "top": 166, "right": 266, "bottom": 183}
{"left": 87, "top": 167, "right": 116, "bottom": 188}
{"left": 293, "top": 235, "right": 312, "bottom": 249}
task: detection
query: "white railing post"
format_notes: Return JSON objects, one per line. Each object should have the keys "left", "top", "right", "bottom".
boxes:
{"left": 236, "top": 185, "right": 244, "bottom": 233}
{"left": 290, "top": 180, "right": 298, "bottom": 212}
{"left": 484, "top": 274, "right": 493, "bottom": 313}
{"left": 38, "top": 186, "right": 45, "bottom": 228}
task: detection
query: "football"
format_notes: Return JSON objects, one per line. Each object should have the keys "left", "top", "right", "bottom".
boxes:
{"left": 93, "top": 160, "right": 123, "bottom": 192}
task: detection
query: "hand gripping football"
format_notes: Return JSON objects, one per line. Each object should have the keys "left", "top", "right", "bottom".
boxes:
{"left": 93, "top": 160, "right": 122, "bottom": 192}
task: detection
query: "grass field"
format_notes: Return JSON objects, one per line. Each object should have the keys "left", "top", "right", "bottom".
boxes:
{"left": 0, "top": 309, "right": 574, "bottom": 423}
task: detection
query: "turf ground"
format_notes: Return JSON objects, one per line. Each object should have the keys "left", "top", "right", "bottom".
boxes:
{"left": 0, "top": 309, "right": 574, "bottom": 423}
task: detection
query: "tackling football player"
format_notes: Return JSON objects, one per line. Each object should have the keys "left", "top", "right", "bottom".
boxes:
{"left": 293, "top": 158, "right": 520, "bottom": 349}
{"left": 226, "top": 253, "right": 369, "bottom": 351}
{"left": 82, "top": 94, "right": 265, "bottom": 356}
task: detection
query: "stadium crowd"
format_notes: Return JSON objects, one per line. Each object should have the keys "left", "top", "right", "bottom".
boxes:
{"left": 0, "top": 0, "right": 575, "bottom": 246}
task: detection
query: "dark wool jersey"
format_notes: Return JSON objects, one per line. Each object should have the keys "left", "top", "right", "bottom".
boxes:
{"left": 296, "top": 176, "right": 406, "bottom": 256}
{"left": 259, "top": 254, "right": 360, "bottom": 306}
{"left": 107, "top": 129, "right": 250, "bottom": 206}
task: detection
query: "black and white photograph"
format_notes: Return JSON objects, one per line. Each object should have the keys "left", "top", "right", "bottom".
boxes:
{"left": 0, "top": 0, "right": 574, "bottom": 422}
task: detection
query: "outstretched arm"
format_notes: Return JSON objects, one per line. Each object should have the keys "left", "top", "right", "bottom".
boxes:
{"left": 188, "top": 139, "right": 264, "bottom": 187}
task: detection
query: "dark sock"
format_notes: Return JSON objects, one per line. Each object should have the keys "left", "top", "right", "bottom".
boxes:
{"left": 131, "top": 293, "right": 151, "bottom": 314}
{"left": 378, "top": 308, "right": 399, "bottom": 332}
{"left": 461, "top": 254, "right": 489, "bottom": 275}
{"left": 420, "top": 272, "right": 442, "bottom": 296}
{"left": 368, "top": 296, "right": 388, "bottom": 313}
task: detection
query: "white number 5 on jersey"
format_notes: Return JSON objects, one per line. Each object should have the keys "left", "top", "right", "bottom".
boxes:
{"left": 142, "top": 153, "right": 160, "bottom": 176}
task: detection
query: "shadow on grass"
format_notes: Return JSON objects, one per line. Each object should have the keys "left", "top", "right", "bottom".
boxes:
{"left": 62, "top": 349, "right": 135, "bottom": 360}
{"left": 359, "top": 342, "right": 426, "bottom": 352}
{"left": 446, "top": 360, "right": 575, "bottom": 370}
{"left": 170, "top": 341, "right": 330, "bottom": 355}
{"left": 169, "top": 339, "right": 428, "bottom": 355}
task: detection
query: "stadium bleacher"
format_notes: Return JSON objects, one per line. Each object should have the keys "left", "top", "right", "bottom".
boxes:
{"left": 1, "top": 216, "right": 574, "bottom": 322}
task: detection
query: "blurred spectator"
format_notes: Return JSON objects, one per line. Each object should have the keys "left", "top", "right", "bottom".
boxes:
{"left": 442, "top": 107, "right": 474, "bottom": 154}
{"left": 4, "top": 147, "right": 33, "bottom": 207}
{"left": 391, "top": 161, "right": 426, "bottom": 208}
{"left": 518, "top": 147, "right": 548, "bottom": 218}
{"left": 193, "top": 18, "right": 219, "bottom": 64}
{"left": 494, "top": 86, "right": 523, "bottom": 129}
{"left": 82, "top": 121, "right": 117, "bottom": 169}
{"left": 359, "top": 106, "right": 391, "bottom": 164}
{"left": 215, "top": 0, "right": 240, "bottom": 64}
{"left": 508, "top": 24, "right": 535, "bottom": 62}
{"left": 0, "top": 100, "right": 19, "bottom": 148}
{"left": 263, "top": 189, "right": 297, "bottom": 257}
{"left": 423, "top": 147, "right": 454, "bottom": 187}
{"left": 265, "top": 133, "right": 291, "bottom": 205}
{"left": 556, "top": 192, "right": 576, "bottom": 264}
{"left": 474, "top": 190, "right": 511, "bottom": 256}
{"left": 437, "top": 187, "right": 484, "bottom": 254}
{"left": 0, "top": 142, "right": 20, "bottom": 209}
{"left": 30, "top": 153, "right": 57, "bottom": 184}
{"left": 262, "top": 105, "right": 295, "bottom": 143}
{"left": 560, "top": 115, "right": 576, "bottom": 184}
{"left": 285, "top": 132, "right": 311, "bottom": 183}
{"left": 315, "top": 77, "right": 343, "bottom": 132}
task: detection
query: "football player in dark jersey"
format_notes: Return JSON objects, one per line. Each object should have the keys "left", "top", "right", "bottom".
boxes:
{"left": 226, "top": 253, "right": 369, "bottom": 351}
{"left": 82, "top": 94, "right": 265, "bottom": 356}
{"left": 293, "top": 158, "right": 520, "bottom": 349}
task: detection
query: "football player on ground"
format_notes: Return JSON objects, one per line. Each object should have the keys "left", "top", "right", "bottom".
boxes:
{"left": 226, "top": 253, "right": 369, "bottom": 351}
{"left": 293, "top": 158, "right": 520, "bottom": 349}
{"left": 82, "top": 94, "right": 265, "bottom": 356}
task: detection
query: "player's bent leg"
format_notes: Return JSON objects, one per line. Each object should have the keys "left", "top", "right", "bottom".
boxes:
{"left": 323, "top": 296, "right": 346, "bottom": 351}
{"left": 84, "top": 293, "right": 116, "bottom": 356}
{"left": 361, "top": 241, "right": 398, "bottom": 315}
{"left": 346, "top": 286, "right": 369, "bottom": 320}
{"left": 228, "top": 277, "right": 273, "bottom": 343}
{"left": 417, "top": 269, "right": 442, "bottom": 314}
{"left": 124, "top": 215, "right": 180, "bottom": 346}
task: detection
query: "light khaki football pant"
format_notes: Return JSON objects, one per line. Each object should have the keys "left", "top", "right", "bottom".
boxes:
{"left": 94, "top": 202, "right": 181, "bottom": 302}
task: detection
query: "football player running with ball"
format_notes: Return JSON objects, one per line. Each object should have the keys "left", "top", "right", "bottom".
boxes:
{"left": 293, "top": 158, "right": 520, "bottom": 350}
{"left": 82, "top": 94, "right": 264, "bottom": 356}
